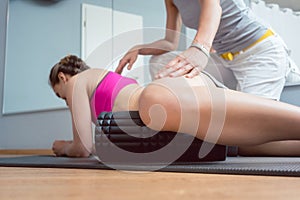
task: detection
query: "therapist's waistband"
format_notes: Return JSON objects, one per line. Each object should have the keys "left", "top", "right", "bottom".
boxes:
{"left": 220, "top": 29, "right": 274, "bottom": 61}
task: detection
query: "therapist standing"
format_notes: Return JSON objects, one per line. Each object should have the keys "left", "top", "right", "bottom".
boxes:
{"left": 115, "top": 0, "right": 290, "bottom": 100}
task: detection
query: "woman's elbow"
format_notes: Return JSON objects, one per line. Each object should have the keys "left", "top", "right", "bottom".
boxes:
{"left": 80, "top": 145, "right": 92, "bottom": 157}
{"left": 79, "top": 150, "right": 91, "bottom": 158}
{"left": 72, "top": 149, "right": 91, "bottom": 158}
{"left": 71, "top": 143, "right": 92, "bottom": 158}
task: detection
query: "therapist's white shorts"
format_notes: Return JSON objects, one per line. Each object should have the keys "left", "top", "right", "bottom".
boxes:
{"left": 149, "top": 35, "right": 289, "bottom": 100}
{"left": 215, "top": 35, "right": 289, "bottom": 100}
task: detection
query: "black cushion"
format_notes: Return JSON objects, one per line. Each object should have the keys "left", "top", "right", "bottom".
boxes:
{"left": 95, "top": 111, "right": 227, "bottom": 163}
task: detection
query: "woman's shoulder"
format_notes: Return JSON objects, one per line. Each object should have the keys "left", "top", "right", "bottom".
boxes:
{"left": 66, "top": 68, "right": 107, "bottom": 90}
{"left": 83, "top": 68, "right": 109, "bottom": 75}
{"left": 76, "top": 68, "right": 110, "bottom": 80}
{"left": 76, "top": 68, "right": 112, "bottom": 97}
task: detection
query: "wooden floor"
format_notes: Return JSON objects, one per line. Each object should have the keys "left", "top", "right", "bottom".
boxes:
{"left": 1, "top": 152, "right": 300, "bottom": 199}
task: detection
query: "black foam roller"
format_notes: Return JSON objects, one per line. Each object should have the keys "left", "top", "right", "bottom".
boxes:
{"left": 95, "top": 111, "right": 227, "bottom": 163}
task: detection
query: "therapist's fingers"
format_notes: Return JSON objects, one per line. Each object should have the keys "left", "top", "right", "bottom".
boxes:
{"left": 155, "top": 56, "right": 186, "bottom": 79}
{"left": 169, "top": 63, "right": 194, "bottom": 77}
{"left": 165, "top": 56, "right": 182, "bottom": 69}
{"left": 155, "top": 67, "right": 174, "bottom": 79}
{"left": 185, "top": 67, "right": 201, "bottom": 78}
{"left": 127, "top": 57, "right": 137, "bottom": 71}
{"left": 116, "top": 50, "right": 138, "bottom": 74}
{"left": 115, "top": 59, "right": 127, "bottom": 74}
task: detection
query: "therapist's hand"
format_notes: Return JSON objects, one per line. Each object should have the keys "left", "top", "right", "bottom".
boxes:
{"left": 155, "top": 47, "right": 209, "bottom": 79}
{"left": 115, "top": 49, "right": 139, "bottom": 74}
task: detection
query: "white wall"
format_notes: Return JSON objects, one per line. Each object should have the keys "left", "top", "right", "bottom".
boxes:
{"left": 251, "top": 0, "right": 300, "bottom": 68}
{"left": 264, "top": 0, "right": 300, "bottom": 11}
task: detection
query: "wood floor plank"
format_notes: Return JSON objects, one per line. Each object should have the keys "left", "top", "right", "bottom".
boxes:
{"left": 1, "top": 166, "right": 300, "bottom": 200}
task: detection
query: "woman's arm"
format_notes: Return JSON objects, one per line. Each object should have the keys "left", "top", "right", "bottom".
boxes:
{"left": 52, "top": 121, "right": 92, "bottom": 157}
{"left": 52, "top": 76, "right": 93, "bottom": 157}
{"left": 115, "top": 0, "right": 182, "bottom": 74}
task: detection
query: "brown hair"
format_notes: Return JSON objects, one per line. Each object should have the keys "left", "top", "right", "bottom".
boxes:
{"left": 49, "top": 55, "right": 90, "bottom": 87}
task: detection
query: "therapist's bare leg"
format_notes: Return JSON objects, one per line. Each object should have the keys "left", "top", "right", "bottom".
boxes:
{"left": 138, "top": 75, "right": 300, "bottom": 147}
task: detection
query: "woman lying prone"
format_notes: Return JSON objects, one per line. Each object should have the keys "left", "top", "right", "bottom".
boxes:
{"left": 49, "top": 55, "right": 300, "bottom": 157}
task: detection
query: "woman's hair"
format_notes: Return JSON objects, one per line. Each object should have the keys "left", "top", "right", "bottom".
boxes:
{"left": 49, "top": 55, "right": 90, "bottom": 87}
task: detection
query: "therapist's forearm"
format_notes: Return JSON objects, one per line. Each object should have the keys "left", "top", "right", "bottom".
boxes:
{"left": 194, "top": 0, "right": 222, "bottom": 50}
{"left": 131, "top": 39, "right": 179, "bottom": 56}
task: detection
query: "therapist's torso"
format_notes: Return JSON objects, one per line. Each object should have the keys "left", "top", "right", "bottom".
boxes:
{"left": 172, "top": 0, "right": 267, "bottom": 54}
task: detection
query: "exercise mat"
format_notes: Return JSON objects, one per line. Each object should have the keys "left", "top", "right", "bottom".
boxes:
{"left": 0, "top": 155, "right": 300, "bottom": 177}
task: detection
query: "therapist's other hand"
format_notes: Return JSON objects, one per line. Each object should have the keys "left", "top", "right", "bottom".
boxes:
{"left": 115, "top": 49, "right": 139, "bottom": 74}
{"left": 155, "top": 47, "right": 209, "bottom": 79}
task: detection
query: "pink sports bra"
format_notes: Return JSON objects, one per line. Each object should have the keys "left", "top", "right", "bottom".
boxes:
{"left": 90, "top": 71, "right": 138, "bottom": 120}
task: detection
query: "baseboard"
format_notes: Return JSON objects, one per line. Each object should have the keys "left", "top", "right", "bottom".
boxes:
{"left": 0, "top": 149, "right": 54, "bottom": 155}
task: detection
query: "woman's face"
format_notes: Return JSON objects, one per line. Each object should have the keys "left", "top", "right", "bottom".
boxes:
{"left": 52, "top": 72, "right": 69, "bottom": 103}
{"left": 53, "top": 83, "right": 66, "bottom": 101}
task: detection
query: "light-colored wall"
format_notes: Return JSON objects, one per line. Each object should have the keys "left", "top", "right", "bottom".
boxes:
{"left": 0, "top": 0, "right": 72, "bottom": 149}
{"left": 3, "top": 0, "right": 112, "bottom": 114}
{"left": 264, "top": 0, "right": 300, "bottom": 11}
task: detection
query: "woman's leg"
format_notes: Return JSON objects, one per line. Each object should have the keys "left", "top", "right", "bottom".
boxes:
{"left": 239, "top": 141, "right": 300, "bottom": 156}
{"left": 138, "top": 74, "right": 300, "bottom": 147}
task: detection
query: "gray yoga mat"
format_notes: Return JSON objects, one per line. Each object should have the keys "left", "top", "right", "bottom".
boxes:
{"left": 0, "top": 155, "right": 300, "bottom": 177}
